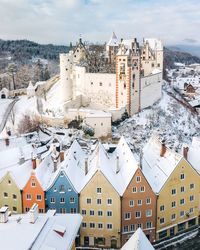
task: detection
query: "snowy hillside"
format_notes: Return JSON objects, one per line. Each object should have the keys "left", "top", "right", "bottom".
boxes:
{"left": 113, "top": 84, "right": 200, "bottom": 156}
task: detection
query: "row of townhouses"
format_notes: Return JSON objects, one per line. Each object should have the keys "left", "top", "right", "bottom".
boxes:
{"left": 0, "top": 136, "right": 199, "bottom": 248}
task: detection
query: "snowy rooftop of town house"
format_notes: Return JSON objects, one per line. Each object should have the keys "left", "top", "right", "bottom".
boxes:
{"left": 46, "top": 140, "right": 87, "bottom": 192}
{"left": 121, "top": 228, "right": 155, "bottom": 250}
{"left": 107, "top": 32, "right": 119, "bottom": 47}
{"left": 0, "top": 210, "right": 82, "bottom": 250}
{"left": 187, "top": 137, "right": 200, "bottom": 174}
{"left": 142, "top": 136, "right": 182, "bottom": 193}
{"left": 80, "top": 136, "right": 139, "bottom": 196}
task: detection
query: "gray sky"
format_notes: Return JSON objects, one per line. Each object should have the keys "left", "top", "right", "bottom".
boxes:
{"left": 0, "top": 0, "right": 199, "bottom": 46}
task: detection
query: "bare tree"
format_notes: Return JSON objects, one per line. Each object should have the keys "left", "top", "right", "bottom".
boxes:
{"left": 17, "top": 114, "right": 40, "bottom": 134}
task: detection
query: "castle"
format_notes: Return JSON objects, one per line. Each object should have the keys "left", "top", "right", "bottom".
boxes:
{"left": 59, "top": 33, "right": 163, "bottom": 118}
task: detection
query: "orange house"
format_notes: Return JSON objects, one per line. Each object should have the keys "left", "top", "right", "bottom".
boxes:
{"left": 22, "top": 172, "right": 45, "bottom": 213}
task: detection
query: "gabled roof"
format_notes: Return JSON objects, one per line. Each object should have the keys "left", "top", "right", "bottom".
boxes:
{"left": 187, "top": 137, "right": 200, "bottom": 174}
{"left": 107, "top": 32, "right": 119, "bottom": 47}
{"left": 142, "top": 136, "right": 182, "bottom": 193}
{"left": 121, "top": 228, "right": 155, "bottom": 250}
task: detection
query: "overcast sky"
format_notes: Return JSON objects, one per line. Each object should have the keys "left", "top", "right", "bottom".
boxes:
{"left": 0, "top": 0, "right": 199, "bottom": 46}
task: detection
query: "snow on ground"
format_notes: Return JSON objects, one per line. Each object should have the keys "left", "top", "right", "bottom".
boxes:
{"left": 0, "top": 99, "right": 13, "bottom": 125}
{"left": 5, "top": 96, "right": 39, "bottom": 133}
{"left": 113, "top": 87, "right": 200, "bottom": 156}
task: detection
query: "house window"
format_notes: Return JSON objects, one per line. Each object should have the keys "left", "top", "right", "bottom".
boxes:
{"left": 172, "top": 201, "right": 176, "bottom": 208}
{"left": 190, "top": 195, "right": 194, "bottom": 201}
{"left": 90, "top": 223, "right": 95, "bottom": 228}
{"left": 70, "top": 197, "right": 75, "bottom": 203}
{"left": 87, "top": 198, "right": 92, "bottom": 204}
{"left": 97, "top": 199, "right": 101, "bottom": 205}
{"left": 132, "top": 187, "right": 137, "bottom": 193}
{"left": 123, "top": 225, "right": 128, "bottom": 232}
{"left": 12, "top": 194, "right": 17, "bottom": 200}
{"left": 107, "top": 224, "right": 112, "bottom": 229}
{"left": 137, "top": 223, "right": 142, "bottom": 228}
{"left": 146, "top": 210, "right": 152, "bottom": 217}
{"left": 31, "top": 181, "right": 36, "bottom": 187}
{"left": 189, "top": 207, "right": 194, "bottom": 213}
{"left": 146, "top": 221, "right": 152, "bottom": 229}
{"left": 36, "top": 195, "right": 42, "bottom": 201}
{"left": 107, "top": 211, "right": 112, "bottom": 217}
{"left": 171, "top": 214, "right": 176, "bottom": 220}
{"left": 60, "top": 171, "right": 64, "bottom": 177}
{"left": 90, "top": 210, "right": 95, "bottom": 216}
{"left": 129, "top": 200, "right": 134, "bottom": 207}
{"left": 140, "top": 186, "right": 145, "bottom": 192}
{"left": 50, "top": 197, "right": 55, "bottom": 203}
{"left": 39, "top": 209, "right": 44, "bottom": 213}
{"left": 159, "top": 230, "right": 167, "bottom": 239}
{"left": 135, "top": 211, "right": 141, "bottom": 218}
{"left": 25, "top": 207, "right": 30, "bottom": 212}
{"left": 160, "top": 205, "right": 165, "bottom": 211}
{"left": 180, "top": 198, "right": 185, "bottom": 205}
{"left": 4, "top": 192, "right": 8, "bottom": 198}
{"left": 160, "top": 218, "right": 165, "bottom": 224}
{"left": 98, "top": 223, "right": 103, "bottom": 229}
{"left": 180, "top": 186, "right": 185, "bottom": 192}
{"left": 171, "top": 189, "right": 176, "bottom": 195}
{"left": 130, "top": 224, "right": 135, "bottom": 231}
{"left": 107, "top": 199, "right": 112, "bottom": 205}
{"left": 59, "top": 185, "right": 65, "bottom": 192}
{"left": 82, "top": 210, "right": 86, "bottom": 215}
{"left": 82, "top": 222, "right": 87, "bottom": 228}
{"left": 146, "top": 198, "right": 151, "bottom": 204}
{"left": 98, "top": 210, "right": 103, "bottom": 216}
{"left": 180, "top": 173, "right": 185, "bottom": 180}
{"left": 60, "top": 208, "right": 66, "bottom": 213}
{"left": 26, "top": 194, "right": 31, "bottom": 200}
{"left": 137, "top": 200, "right": 142, "bottom": 206}
{"left": 13, "top": 207, "right": 17, "bottom": 212}
{"left": 60, "top": 197, "right": 65, "bottom": 203}
{"left": 54, "top": 187, "right": 57, "bottom": 192}
{"left": 180, "top": 211, "right": 185, "bottom": 217}
{"left": 68, "top": 188, "right": 72, "bottom": 192}
{"left": 97, "top": 188, "right": 102, "bottom": 194}
{"left": 70, "top": 208, "right": 76, "bottom": 213}
{"left": 124, "top": 212, "right": 131, "bottom": 220}
{"left": 136, "top": 176, "right": 141, "bottom": 182}
{"left": 190, "top": 183, "right": 194, "bottom": 189}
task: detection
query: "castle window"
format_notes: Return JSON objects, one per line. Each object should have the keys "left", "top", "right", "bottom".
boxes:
{"left": 124, "top": 83, "right": 126, "bottom": 89}
{"left": 123, "top": 59, "right": 126, "bottom": 61}
{"left": 152, "top": 63, "right": 154, "bottom": 67}
{"left": 143, "top": 57, "right": 145, "bottom": 60}
{"left": 99, "top": 82, "right": 102, "bottom": 86}
{"left": 158, "top": 63, "right": 160, "bottom": 67}
{"left": 91, "top": 82, "right": 93, "bottom": 85}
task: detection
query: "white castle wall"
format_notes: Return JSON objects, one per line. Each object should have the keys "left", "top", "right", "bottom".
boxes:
{"left": 140, "top": 72, "right": 162, "bottom": 110}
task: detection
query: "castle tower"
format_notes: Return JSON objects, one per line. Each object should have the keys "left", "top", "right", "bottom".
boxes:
{"left": 130, "top": 38, "right": 141, "bottom": 115}
{"left": 106, "top": 32, "right": 119, "bottom": 64}
{"left": 116, "top": 42, "right": 131, "bottom": 114}
{"left": 60, "top": 52, "right": 73, "bottom": 104}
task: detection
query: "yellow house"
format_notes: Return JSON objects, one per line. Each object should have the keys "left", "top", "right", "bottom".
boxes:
{"left": 142, "top": 136, "right": 200, "bottom": 240}
{"left": 0, "top": 161, "right": 32, "bottom": 214}
{"left": 80, "top": 137, "right": 138, "bottom": 248}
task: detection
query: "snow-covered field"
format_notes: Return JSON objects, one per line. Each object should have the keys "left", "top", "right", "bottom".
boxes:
{"left": 113, "top": 86, "right": 200, "bottom": 156}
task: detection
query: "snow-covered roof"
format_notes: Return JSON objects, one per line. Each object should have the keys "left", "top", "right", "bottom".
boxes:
{"left": 144, "top": 38, "right": 163, "bottom": 51}
{"left": 0, "top": 210, "right": 82, "bottom": 250}
{"left": 121, "top": 228, "right": 155, "bottom": 250}
{"left": 187, "top": 137, "right": 200, "bottom": 174}
{"left": 107, "top": 32, "right": 119, "bottom": 47}
{"left": 152, "top": 68, "right": 162, "bottom": 75}
{"left": 27, "top": 81, "right": 35, "bottom": 90}
{"left": 142, "top": 136, "right": 182, "bottom": 193}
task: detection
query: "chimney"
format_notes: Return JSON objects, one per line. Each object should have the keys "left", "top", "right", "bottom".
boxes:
{"left": 183, "top": 146, "right": 189, "bottom": 160}
{"left": 85, "top": 158, "right": 88, "bottom": 175}
{"left": 0, "top": 206, "right": 9, "bottom": 223}
{"left": 160, "top": 140, "right": 166, "bottom": 157}
{"left": 29, "top": 203, "right": 38, "bottom": 223}
{"left": 60, "top": 151, "right": 65, "bottom": 162}
{"left": 116, "top": 155, "right": 120, "bottom": 174}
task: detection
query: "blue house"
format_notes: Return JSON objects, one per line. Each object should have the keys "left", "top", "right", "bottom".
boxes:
{"left": 45, "top": 140, "right": 87, "bottom": 214}
{"left": 45, "top": 167, "right": 79, "bottom": 213}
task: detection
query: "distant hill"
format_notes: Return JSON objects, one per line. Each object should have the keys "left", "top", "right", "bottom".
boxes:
{"left": 0, "top": 39, "right": 70, "bottom": 63}
{"left": 164, "top": 47, "right": 200, "bottom": 69}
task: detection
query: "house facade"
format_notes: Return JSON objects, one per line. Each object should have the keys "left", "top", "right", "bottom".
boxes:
{"left": 121, "top": 168, "right": 157, "bottom": 244}
{"left": 45, "top": 168, "right": 79, "bottom": 214}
